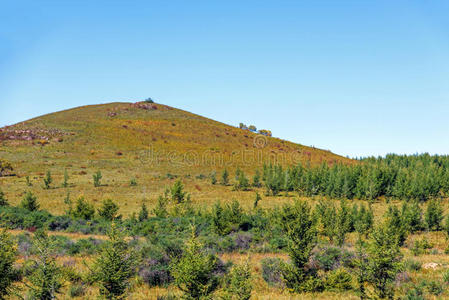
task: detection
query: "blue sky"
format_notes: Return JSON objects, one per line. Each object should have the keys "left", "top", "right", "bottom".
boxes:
{"left": 1, "top": 1, "right": 448, "bottom": 158}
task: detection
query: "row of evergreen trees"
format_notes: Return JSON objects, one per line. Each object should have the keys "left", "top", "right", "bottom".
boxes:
{"left": 262, "top": 153, "right": 449, "bottom": 201}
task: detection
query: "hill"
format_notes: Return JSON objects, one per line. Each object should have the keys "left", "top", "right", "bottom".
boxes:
{"left": 0, "top": 101, "right": 352, "bottom": 214}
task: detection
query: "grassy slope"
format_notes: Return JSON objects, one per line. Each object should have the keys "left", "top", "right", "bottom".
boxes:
{"left": 0, "top": 102, "right": 352, "bottom": 215}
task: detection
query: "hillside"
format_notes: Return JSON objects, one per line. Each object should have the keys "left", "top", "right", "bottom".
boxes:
{"left": 0, "top": 101, "right": 352, "bottom": 214}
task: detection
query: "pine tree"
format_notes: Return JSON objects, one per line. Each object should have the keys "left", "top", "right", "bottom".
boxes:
{"left": 222, "top": 261, "right": 252, "bottom": 300}
{"left": 253, "top": 192, "right": 262, "bottom": 209}
{"left": 43, "top": 170, "right": 52, "bottom": 189}
{"left": 365, "top": 223, "right": 402, "bottom": 299}
{"left": 335, "top": 200, "right": 351, "bottom": 246}
{"left": 0, "top": 189, "right": 8, "bottom": 206}
{"left": 279, "top": 200, "right": 322, "bottom": 292}
{"left": 171, "top": 180, "right": 188, "bottom": 203}
{"left": 71, "top": 197, "right": 95, "bottom": 220}
{"left": 425, "top": 199, "right": 443, "bottom": 231}
{"left": 62, "top": 169, "right": 69, "bottom": 188}
{"left": 98, "top": 199, "right": 120, "bottom": 221}
{"left": 93, "top": 170, "right": 102, "bottom": 187}
{"left": 91, "top": 224, "right": 139, "bottom": 299}
{"left": 27, "top": 230, "right": 64, "bottom": 299}
{"left": 0, "top": 230, "right": 17, "bottom": 300}
{"left": 221, "top": 169, "right": 229, "bottom": 186}
{"left": 210, "top": 172, "right": 217, "bottom": 185}
{"left": 20, "top": 191, "right": 39, "bottom": 211}
{"left": 153, "top": 194, "right": 168, "bottom": 218}
{"left": 138, "top": 203, "right": 149, "bottom": 221}
{"left": 252, "top": 169, "right": 261, "bottom": 188}
{"left": 171, "top": 227, "right": 220, "bottom": 299}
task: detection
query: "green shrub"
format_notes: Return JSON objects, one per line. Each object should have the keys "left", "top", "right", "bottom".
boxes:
{"left": 93, "top": 170, "right": 102, "bottom": 187}
{"left": 0, "top": 159, "right": 13, "bottom": 177}
{"left": 324, "top": 268, "right": 353, "bottom": 292}
{"left": 410, "top": 239, "right": 433, "bottom": 256}
{"left": 260, "top": 258, "right": 283, "bottom": 287}
{"left": 425, "top": 280, "right": 443, "bottom": 296}
{"left": 130, "top": 178, "right": 137, "bottom": 186}
{"left": 69, "top": 283, "right": 85, "bottom": 297}
{"left": 312, "top": 246, "right": 354, "bottom": 271}
{"left": 403, "top": 259, "right": 422, "bottom": 271}
{"left": 20, "top": 191, "right": 39, "bottom": 211}
{"left": 98, "top": 199, "right": 120, "bottom": 221}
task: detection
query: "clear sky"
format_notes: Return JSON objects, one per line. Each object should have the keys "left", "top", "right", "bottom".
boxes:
{"left": 1, "top": 1, "right": 448, "bottom": 158}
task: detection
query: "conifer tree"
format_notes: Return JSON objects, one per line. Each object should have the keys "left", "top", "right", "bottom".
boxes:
{"left": 20, "top": 191, "right": 39, "bottom": 211}
{"left": 425, "top": 199, "right": 443, "bottom": 231}
{"left": 0, "top": 230, "right": 17, "bottom": 300}
{"left": 221, "top": 169, "right": 229, "bottom": 186}
{"left": 91, "top": 224, "right": 139, "bottom": 299}
{"left": 43, "top": 170, "right": 52, "bottom": 189}
{"left": 0, "top": 188, "right": 8, "bottom": 206}
{"left": 27, "top": 230, "right": 64, "bottom": 299}
{"left": 171, "top": 227, "right": 220, "bottom": 299}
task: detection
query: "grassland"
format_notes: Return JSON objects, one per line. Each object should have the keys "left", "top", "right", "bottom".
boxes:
{"left": 0, "top": 102, "right": 351, "bottom": 216}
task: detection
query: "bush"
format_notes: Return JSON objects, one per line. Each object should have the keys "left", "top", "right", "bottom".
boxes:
{"left": 20, "top": 191, "right": 39, "bottom": 211}
{"left": 425, "top": 280, "right": 443, "bottom": 296}
{"left": 410, "top": 239, "right": 433, "bottom": 256}
{"left": 324, "top": 268, "right": 353, "bottom": 292}
{"left": 403, "top": 259, "right": 422, "bottom": 271}
{"left": 145, "top": 97, "right": 154, "bottom": 103}
{"left": 261, "top": 258, "right": 284, "bottom": 287}
{"left": 98, "top": 199, "right": 120, "bottom": 221}
{"left": 69, "top": 283, "right": 85, "bottom": 297}
{"left": 311, "top": 246, "right": 354, "bottom": 271}
{"left": 0, "top": 159, "right": 13, "bottom": 177}
{"left": 130, "top": 178, "right": 137, "bottom": 186}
